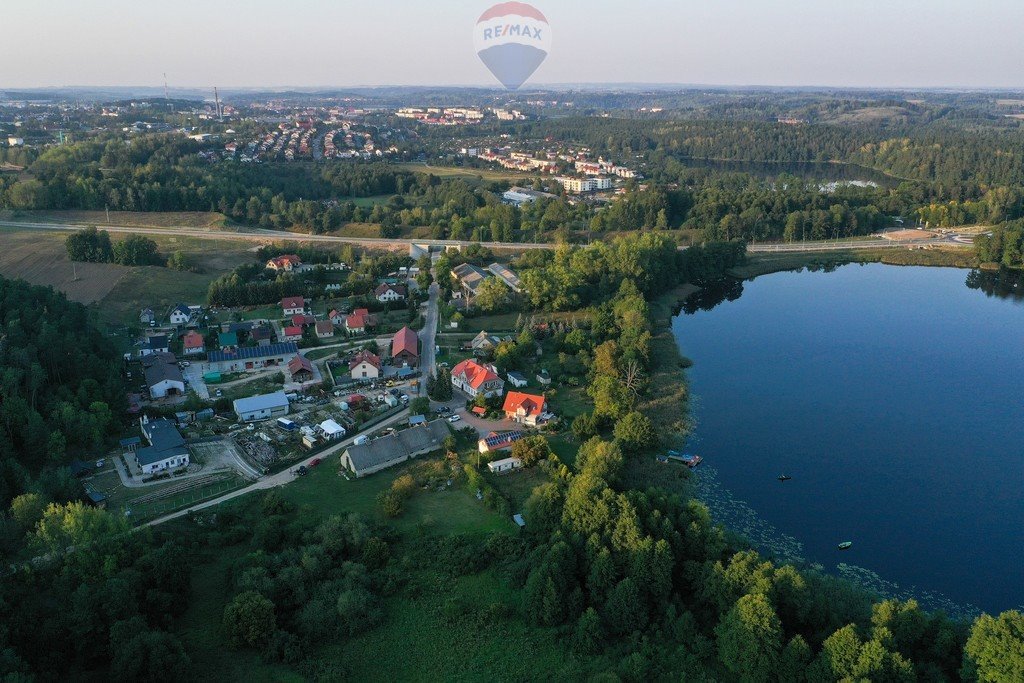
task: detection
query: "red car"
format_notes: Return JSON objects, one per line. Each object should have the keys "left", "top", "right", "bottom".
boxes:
{"left": 308, "top": 458, "right": 322, "bottom": 468}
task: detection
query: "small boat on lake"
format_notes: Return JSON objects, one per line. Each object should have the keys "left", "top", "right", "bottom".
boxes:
{"left": 778, "top": 475, "right": 792, "bottom": 481}
{"left": 665, "top": 452, "right": 703, "bottom": 468}
{"left": 837, "top": 541, "right": 853, "bottom": 550}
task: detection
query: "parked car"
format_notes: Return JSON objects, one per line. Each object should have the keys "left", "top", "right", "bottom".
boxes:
{"left": 296, "top": 466, "right": 308, "bottom": 476}
{"left": 308, "top": 458, "right": 321, "bottom": 467}
{"left": 447, "top": 414, "right": 461, "bottom": 423}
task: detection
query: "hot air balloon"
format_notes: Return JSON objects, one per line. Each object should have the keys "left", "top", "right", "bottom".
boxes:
{"left": 473, "top": 2, "right": 551, "bottom": 90}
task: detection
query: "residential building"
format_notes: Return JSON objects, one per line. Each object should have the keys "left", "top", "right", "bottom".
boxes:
{"left": 451, "top": 359, "right": 504, "bottom": 398}
{"left": 487, "top": 263, "right": 522, "bottom": 292}
{"left": 451, "top": 263, "right": 490, "bottom": 301}
{"left": 281, "top": 296, "right": 305, "bottom": 316}
{"left": 391, "top": 326, "right": 419, "bottom": 367}
{"left": 314, "top": 321, "right": 335, "bottom": 339}
{"left": 182, "top": 331, "right": 205, "bottom": 356}
{"left": 218, "top": 331, "right": 238, "bottom": 349}
{"left": 345, "top": 308, "right": 375, "bottom": 334}
{"left": 267, "top": 254, "right": 302, "bottom": 272}
{"left": 281, "top": 326, "right": 303, "bottom": 342}
{"left": 340, "top": 419, "right": 450, "bottom": 477}
{"left": 488, "top": 456, "right": 523, "bottom": 474}
{"left": 168, "top": 304, "right": 192, "bottom": 325}
{"left": 329, "top": 309, "right": 346, "bottom": 326}
{"left": 555, "top": 176, "right": 614, "bottom": 193}
{"left": 291, "top": 314, "right": 314, "bottom": 327}
{"left": 233, "top": 391, "right": 290, "bottom": 422}
{"left": 471, "top": 330, "right": 501, "bottom": 353}
{"left": 250, "top": 325, "right": 274, "bottom": 346}
{"left": 139, "top": 308, "right": 155, "bottom": 325}
{"left": 141, "top": 352, "right": 185, "bottom": 399}
{"left": 374, "top": 283, "right": 407, "bottom": 302}
{"left": 349, "top": 350, "right": 381, "bottom": 380}
{"left": 288, "top": 354, "right": 314, "bottom": 382}
{"left": 506, "top": 371, "right": 528, "bottom": 388}
{"left": 139, "top": 334, "right": 169, "bottom": 357}
{"left": 136, "top": 417, "right": 190, "bottom": 475}
{"left": 503, "top": 391, "right": 552, "bottom": 427}
{"left": 207, "top": 342, "right": 298, "bottom": 373}
{"left": 478, "top": 430, "right": 525, "bottom": 453}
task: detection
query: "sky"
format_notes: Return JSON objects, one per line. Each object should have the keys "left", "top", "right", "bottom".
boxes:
{"left": 7, "top": 0, "right": 1024, "bottom": 90}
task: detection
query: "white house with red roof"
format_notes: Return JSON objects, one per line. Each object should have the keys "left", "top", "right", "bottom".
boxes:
{"left": 374, "top": 283, "right": 407, "bottom": 303}
{"left": 451, "top": 359, "right": 504, "bottom": 398}
{"left": 345, "top": 308, "right": 374, "bottom": 334}
{"left": 349, "top": 350, "right": 381, "bottom": 380}
{"left": 281, "top": 296, "right": 305, "bottom": 316}
{"left": 502, "top": 391, "right": 552, "bottom": 427}
{"left": 281, "top": 326, "right": 303, "bottom": 342}
{"left": 267, "top": 254, "right": 302, "bottom": 272}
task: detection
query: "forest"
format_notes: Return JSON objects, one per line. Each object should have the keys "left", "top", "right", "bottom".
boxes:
{"left": 8, "top": 112, "right": 1024, "bottom": 245}
{"left": 0, "top": 277, "right": 124, "bottom": 512}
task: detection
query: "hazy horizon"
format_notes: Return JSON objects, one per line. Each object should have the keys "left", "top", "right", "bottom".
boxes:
{"left": 9, "top": 0, "right": 1024, "bottom": 91}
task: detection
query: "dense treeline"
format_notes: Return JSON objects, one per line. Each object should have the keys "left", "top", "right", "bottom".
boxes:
{"left": 0, "top": 134, "right": 406, "bottom": 225}
{"left": 65, "top": 227, "right": 163, "bottom": 266}
{"left": 0, "top": 506, "right": 191, "bottom": 680}
{"left": 0, "top": 277, "right": 124, "bottom": 508}
{"left": 974, "top": 219, "right": 1024, "bottom": 268}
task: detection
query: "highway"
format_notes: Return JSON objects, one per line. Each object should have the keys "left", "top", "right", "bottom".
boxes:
{"left": 0, "top": 219, "right": 972, "bottom": 254}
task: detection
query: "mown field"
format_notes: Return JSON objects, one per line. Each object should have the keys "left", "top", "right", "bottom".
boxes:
{"left": 1, "top": 209, "right": 235, "bottom": 230}
{"left": 0, "top": 227, "right": 130, "bottom": 303}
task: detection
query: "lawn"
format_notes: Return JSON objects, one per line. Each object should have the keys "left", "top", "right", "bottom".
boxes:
{"left": 347, "top": 194, "right": 396, "bottom": 208}
{"left": 395, "top": 162, "right": 532, "bottom": 182}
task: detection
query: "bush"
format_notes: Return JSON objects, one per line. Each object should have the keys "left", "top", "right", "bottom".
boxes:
{"left": 223, "top": 591, "right": 277, "bottom": 648}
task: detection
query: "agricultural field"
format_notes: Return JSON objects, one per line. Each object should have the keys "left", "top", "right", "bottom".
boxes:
{"left": 0, "top": 227, "right": 130, "bottom": 303}
{"left": 1, "top": 209, "right": 235, "bottom": 230}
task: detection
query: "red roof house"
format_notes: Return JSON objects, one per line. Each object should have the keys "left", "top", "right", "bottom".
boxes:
{"left": 503, "top": 392, "right": 550, "bottom": 426}
{"left": 281, "top": 326, "right": 303, "bottom": 341}
{"left": 391, "top": 326, "right": 419, "bottom": 367}
{"left": 281, "top": 296, "right": 305, "bottom": 315}
{"left": 267, "top": 254, "right": 302, "bottom": 272}
{"left": 451, "top": 359, "right": 504, "bottom": 398}
{"left": 288, "top": 354, "right": 314, "bottom": 382}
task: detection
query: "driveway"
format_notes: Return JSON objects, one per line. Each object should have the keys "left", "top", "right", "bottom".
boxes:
{"left": 144, "top": 407, "right": 411, "bottom": 527}
{"left": 449, "top": 403, "right": 520, "bottom": 437}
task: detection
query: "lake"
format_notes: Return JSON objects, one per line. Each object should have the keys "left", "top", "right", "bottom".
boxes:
{"left": 673, "top": 263, "right": 1024, "bottom": 616}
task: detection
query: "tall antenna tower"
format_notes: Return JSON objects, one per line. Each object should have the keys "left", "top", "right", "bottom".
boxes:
{"left": 214, "top": 86, "right": 222, "bottom": 122}
{"left": 163, "top": 73, "right": 169, "bottom": 100}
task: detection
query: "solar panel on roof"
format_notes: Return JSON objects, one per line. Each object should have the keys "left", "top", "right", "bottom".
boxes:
{"left": 483, "top": 431, "right": 524, "bottom": 447}
{"left": 208, "top": 342, "right": 298, "bottom": 363}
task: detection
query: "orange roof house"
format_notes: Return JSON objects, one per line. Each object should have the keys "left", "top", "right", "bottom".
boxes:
{"left": 503, "top": 391, "right": 550, "bottom": 426}
{"left": 267, "top": 254, "right": 302, "bottom": 271}
{"left": 450, "top": 359, "right": 504, "bottom": 398}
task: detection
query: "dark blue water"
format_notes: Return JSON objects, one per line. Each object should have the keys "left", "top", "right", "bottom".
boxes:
{"left": 673, "top": 264, "right": 1024, "bottom": 615}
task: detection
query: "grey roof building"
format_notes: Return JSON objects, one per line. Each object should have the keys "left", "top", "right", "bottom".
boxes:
{"left": 233, "top": 391, "right": 290, "bottom": 422}
{"left": 136, "top": 417, "right": 190, "bottom": 474}
{"left": 340, "top": 420, "right": 450, "bottom": 478}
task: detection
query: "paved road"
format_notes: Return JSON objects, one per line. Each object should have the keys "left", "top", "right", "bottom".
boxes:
{"left": 419, "top": 282, "right": 440, "bottom": 392}
{"left": 144, "top": 407, "right": 410, "bottom": 527}
{"left": 0, "top": 218, "right": 973, "bottom": 255}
